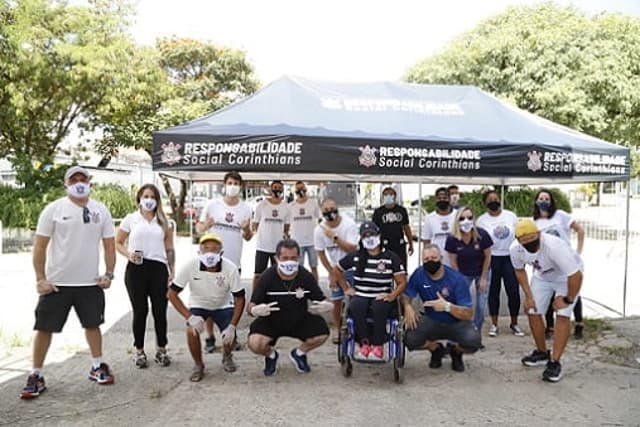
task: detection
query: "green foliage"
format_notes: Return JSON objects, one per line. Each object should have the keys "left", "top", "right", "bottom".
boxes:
{"left": 91, "top": 183, "right": 136, "bottom": 219}
{"left": 422, "top": 186, "right": 570, "bottom": 217}
{"left": 406, "top": 3, "right": 640, "bottom": 171}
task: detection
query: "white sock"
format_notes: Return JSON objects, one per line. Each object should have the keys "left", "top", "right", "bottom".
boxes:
{"left": 92, "top": 357, "right": 104, "bottom": 369}
{"left": 31, "top": 368, "right": 42, "bottom": 377}
{"left": 295, "top": 348, "right": 306, "bottom": 356}
{"left": 268, "top": 350, "right": 277, "bottom": 359}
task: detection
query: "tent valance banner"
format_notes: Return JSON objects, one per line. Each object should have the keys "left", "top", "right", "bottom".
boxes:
{"left": 152, "top": 76, "right": 630, "bottom": 184}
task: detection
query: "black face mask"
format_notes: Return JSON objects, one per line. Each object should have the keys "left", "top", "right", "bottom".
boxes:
{"left": 423, "top": 260, "right": 441, "bottom": 275}
{"left": 436, "top": 201, "right": 450, "bottom": 211}
{"left": 486, "top": 201, "right": 501, "bottom": 212}
{"left": 322, "top": 209, "right": 339, "bottom": 221}
{"left": 272, "top": 189, "right": 283, "bottom": 198}
{"left": 522, "top": 239, "right": 540, "bottom": 253}
{"left": 296, "top": 189, "right": 306, "bottom": 197}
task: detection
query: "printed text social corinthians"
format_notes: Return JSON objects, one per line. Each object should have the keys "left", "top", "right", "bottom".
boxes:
{"left": 182, "top": 142, "right": 302, "bottom": 166}
{"left": 541, "top": 152, "right": 626, "bottom": 174}
{"left": 378, "top": 147, "right": 481, "bottom": 170}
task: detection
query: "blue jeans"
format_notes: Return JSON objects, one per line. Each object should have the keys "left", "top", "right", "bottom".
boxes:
{"left": 463, "top": 274, "right": 489, "bottom": 331}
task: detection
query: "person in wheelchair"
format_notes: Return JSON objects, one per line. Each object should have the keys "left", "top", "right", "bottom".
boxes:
{"left": 335, "top": 221, "right": 407, "bottom": 361}
{"left": 402, "top": 244, "right": 481, "bottom": 372}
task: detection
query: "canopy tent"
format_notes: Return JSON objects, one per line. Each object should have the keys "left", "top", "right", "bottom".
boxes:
{"left": 152, "top": 76, "right": 630, "bottom": 185}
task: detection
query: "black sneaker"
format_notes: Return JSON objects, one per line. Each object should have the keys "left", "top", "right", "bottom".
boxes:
{"left": 574, "top": 324, "right": 584, "bottom": 340}
{"left": 20, "top": 374, "right": 46, "bottom": 399}
{"left": 450, "top": 346, "right": 465, "bottom": 372}
{"left": 289, "top": 348, "right": 311, "bottom": 373}
{"left": 542, "top": 360, "right": 563, "bottom": 382}
{"left": 205, "top": 336, "right": 216, "bottom": 353}
{"left": 263, "top": 350, "right": 279, "bottom": 376}
{"left": 521, "top": 349, "right": 550, "bottom": 367}
{"left": 429, "top": 343, "right": 446, "bottom": 369}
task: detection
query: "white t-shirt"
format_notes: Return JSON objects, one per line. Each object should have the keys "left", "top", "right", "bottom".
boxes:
{"left": 199, "top": 198, "right": 252, "bottom": 267}
{"left": 314, "top": 216, "right": 359, "bottom": 266}
{"left": 420, "top": 210, "right": 457, "bottom": 266}
{"left": 173, "top": 257, "right": 243, "bottom": 310}
{"left": 289, "top": 198, "right": 321, "bottom": 247}
{"left": 120, "top": 211, "right": 167, "bottom": 264}
{"left": 254, "top": 199, "right": 291, "bottom": 253}
{"left": 35, "top": 197, "right": 115, "bottom": 285}
{"left": 535, "top": 210, "right": 573, "bottom": 244}
{"left": 477, "top": 209, "right": 518, "bottom": 256}
{"left": 509, "top": 233, "right": 583, "bottom": 283}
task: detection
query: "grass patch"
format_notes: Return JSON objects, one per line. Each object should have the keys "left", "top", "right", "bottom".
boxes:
{"left": 582, "top": 318, "right": 612, "bottom": 340}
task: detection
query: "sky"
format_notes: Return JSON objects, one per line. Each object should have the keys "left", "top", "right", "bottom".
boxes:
{"left": 129, "top": 0, "right": 640, "bottom": 85}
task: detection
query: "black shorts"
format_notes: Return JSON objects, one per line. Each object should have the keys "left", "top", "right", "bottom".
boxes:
{"left": 404, "top": 315, "right": 481, "bottom": 353}
{"left": 254, "top": 250, "right": 276, "bottom": 274}
{"left": 249, "top": 314, "right": 329, "bottom": 345}
{"left": 34, "top": 286, "right": 105, "bottom": 333}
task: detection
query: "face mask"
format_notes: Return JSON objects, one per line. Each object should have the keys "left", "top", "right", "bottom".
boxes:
{"left": 323, "top": 209, "right": 339, "bottom": 221}
{"left": 450, "top": 194, "right": 459, "bottom": 204}
{"left": 536, "top": 200, "right": 551, "bottom": 211}
{"left": 140, "top": 198, "right": 156, "bottom": 212}
{"left": 522, "top": 239, "right": 540, "bottom": 253}
{"left": 486, "top": 201, "right": 501, "bottom": 212}
{"left": 225, "top": 184, "right": 241, "bottom": 197}
{"left": 66, "top": 182, "right": 90, "bottom": 198}
{"left": 277, "top": 259, "right": 299, "bottom": 276}
{"left": 459, "top": 219, "right": 474, "bottom": 233}
{"left": 423, "top": 260, "right": 441, "bottom": 275}
{"left": 362, "top": 235, "right": 380, "bottom": 250}
{"left": 382, "top": 195, "right": 395, "bottom": 205}
{"left": 199, "top": 252, "right": 221, "bottom": 268}
{"left": 436, "top": 201, "right": 450, "bottom": 211}
{"left": 272, "top": 189, "right": 283, "bottom": 198}
{"left": 296, "top": 189, "right": 306, "bottom": 197}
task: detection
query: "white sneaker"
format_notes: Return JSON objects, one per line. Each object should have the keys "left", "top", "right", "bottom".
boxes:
{"left": 488, "top": 324, "right": 499, "bottom": 337}
{"left": 510, "top": 324, "right": 525, "bottom": 337}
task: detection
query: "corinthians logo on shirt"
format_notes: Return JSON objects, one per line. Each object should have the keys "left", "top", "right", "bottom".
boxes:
{"left": 225, "top": 212, "right": 234, "bottom": 223}
{"left": 376, "top": 261, "right": 386, "bottom": 273}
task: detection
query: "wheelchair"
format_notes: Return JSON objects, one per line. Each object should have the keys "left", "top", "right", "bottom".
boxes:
{"left": 337, "top": 298, "right": 406, "bottom": 383}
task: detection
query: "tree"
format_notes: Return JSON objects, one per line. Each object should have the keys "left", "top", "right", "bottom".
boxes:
{"left": 405, "top": 4, "right": 640, "bottom": 175}
{"left": 0, "top": 0, "right": 139, "bottom": 184}
{"left": 95, "top": 37, "right": 260, "bottom": 229}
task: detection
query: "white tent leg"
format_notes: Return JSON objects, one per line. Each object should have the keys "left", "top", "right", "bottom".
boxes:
{"left": 418, "top": 182, "right": 423, "bottom": 257}
{"left": 623, "top": 180, "right": 630, "bottom": 318}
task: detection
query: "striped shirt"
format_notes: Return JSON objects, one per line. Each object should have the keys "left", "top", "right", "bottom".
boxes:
{"left": 338, "top": 249, "right": 405, "bottom": 298}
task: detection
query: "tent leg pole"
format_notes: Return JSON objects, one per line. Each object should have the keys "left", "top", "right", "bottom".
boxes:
{"left": 189, "top": 180, "right": 194, "bottom": 241}
{"left": 623, "top": 180, "right": 630, "bottom": 318}
{"left": 418, "top": 183, "right": 423, "bottom": 257}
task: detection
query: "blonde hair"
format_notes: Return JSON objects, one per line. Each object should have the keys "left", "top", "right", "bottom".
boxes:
{"left": 452, "top": 206, "right": 480, "bottom": 242}
{"left": 136, "top": 184, "right": 170, "bottom": 235}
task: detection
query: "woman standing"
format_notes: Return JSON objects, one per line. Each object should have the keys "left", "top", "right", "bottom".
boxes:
{"left": 445, "top": 207, "right": 493, "bottom": 332}
{"left": 116, "top": 184, "right": 175, "bottom": 368}
{"left": 477, "top": 190, "right": 524, "bottom": 337}
{"left": 533, "top": 189, "right": 585, "bottom": 339}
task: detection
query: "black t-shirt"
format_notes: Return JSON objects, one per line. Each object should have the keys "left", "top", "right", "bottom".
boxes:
{"left": 251, "top": 265, "right": 325, "bottom": 325}
{"left": 372, "top": 204, "right": 409, "bottom": 248}
{"left": 338, "top": 249, "right": 405, "bottom": 298}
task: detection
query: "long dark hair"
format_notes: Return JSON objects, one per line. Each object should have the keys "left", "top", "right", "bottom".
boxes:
{"left": 136, "top": 184, "right": 169, "bottom": 233}
{"left": 532, "top": 188, "right": 557, "bottom": 220}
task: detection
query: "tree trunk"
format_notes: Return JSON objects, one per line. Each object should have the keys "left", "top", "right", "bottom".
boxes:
{"left": 159, "top": 173, "right": 188, "bottom": 230}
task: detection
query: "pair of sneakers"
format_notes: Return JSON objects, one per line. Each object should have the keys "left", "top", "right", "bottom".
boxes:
{"left": 22, "top": 363, "right": 116, "bottom": 398}
{"left": 429, "top": 343, "right": 465, "bottom": 372}
{"left": 488, "top": 324, "right": 525, "bottom": 337}
{"left": 357, "top": 344, "right": 384, "bottom": 361}
{"left": 133, "top": 349, "right": 171, "bottom": 368}
{"left": 263, "top": 349, "right": 312, "bottom": 376}
{"left": 521, "top": 349, "right": 563, "bottom": 382}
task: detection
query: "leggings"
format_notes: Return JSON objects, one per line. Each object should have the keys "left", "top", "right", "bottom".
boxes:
{"left": 545, "top": 295, "right": 583, "bottom": 329}
{"left": 487, "top": 255, "right": 520, "bottom": 317}
{"left": 124, "top": 259, "right": 169, "bottom": 349}
{"left": 349, "top": 296, "right": 395, "bottom": 346}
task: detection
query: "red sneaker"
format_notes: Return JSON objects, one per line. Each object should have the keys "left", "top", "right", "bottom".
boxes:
{"left": 89, "top": 363, "right": 115, "bottom": 385}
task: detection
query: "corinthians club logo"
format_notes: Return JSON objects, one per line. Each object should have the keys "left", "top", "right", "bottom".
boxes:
{"left": 358, "top": 145, "right": 377, "bottom": 168}
{"left": 161, "top": 142, "right": 182, "bottom": 165}
{"left": 527, "top": 151, "right": 542, "bottom": 172}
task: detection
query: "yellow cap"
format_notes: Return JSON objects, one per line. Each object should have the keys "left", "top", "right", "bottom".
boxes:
{"left": 514, "top": 219, "right": 539, "bottom": 238}
{"left": 199, "top": 233, "right": 223, "bottom": 245}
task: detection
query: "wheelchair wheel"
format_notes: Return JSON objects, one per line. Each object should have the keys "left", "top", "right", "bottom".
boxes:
{"left": 341, "top": 356, "right": 353, "bottom": 378}
{"left": 394, "top": 327, "right": 406, "bottom": 368}
{"left": 392, "top": 358, "right": 403, "bottom": 384}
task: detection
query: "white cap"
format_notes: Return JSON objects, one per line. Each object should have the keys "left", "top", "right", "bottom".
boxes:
{"left": 64, "top": 165, "right": 91, "bottom": 181}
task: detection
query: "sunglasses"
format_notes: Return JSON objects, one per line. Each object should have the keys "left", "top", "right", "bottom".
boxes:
{"left": 461, "top": 216, "right": 473, "bottom": 220}
{"left": 83, "top": 207, "right": 90, "bottom": 224}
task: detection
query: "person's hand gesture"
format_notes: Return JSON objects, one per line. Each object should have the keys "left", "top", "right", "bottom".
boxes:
{"left": 404, "top": 305, "right": 417, "bottom": 330}
{"left": 251, "top": 302, "right": 280, "bottom": 317}
{"left": 423, "top": 292, "right": 448, "bottom": 312}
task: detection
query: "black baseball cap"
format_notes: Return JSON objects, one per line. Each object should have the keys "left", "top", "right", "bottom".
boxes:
{"left": 359, "top": 221, "right": 380, "bottom": 236}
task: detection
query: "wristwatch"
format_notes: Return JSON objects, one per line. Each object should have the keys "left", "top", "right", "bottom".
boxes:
{"left": 444, "top": 302, "right": 451, "bottom": 312}
{"left": 563, "top": 296, "right": 574, "bottom": 304}
{"left": 105, "top": 272, "right": 115, "bottom": 280}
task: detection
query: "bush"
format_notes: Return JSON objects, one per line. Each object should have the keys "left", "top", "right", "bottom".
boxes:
{"left": 91, "top": 184, "right": 136, "bottom": 220}
{"left": 422, "top": 186, "right": 571, "bottom": 217}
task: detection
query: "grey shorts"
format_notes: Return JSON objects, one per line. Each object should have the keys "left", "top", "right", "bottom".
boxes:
{"left": 299, "top": 245, "right": 318, "bottom": 268}
{"left": 404, "top": 314, "right": 481, "bottom": 353}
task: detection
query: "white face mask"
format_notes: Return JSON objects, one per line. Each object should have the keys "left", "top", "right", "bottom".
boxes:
{"left": 277, "top": 259, "right": 299, "bottom": 276}
{"left": 225, "top": 184, "right": 241, "bottom": 197}
{"left": 459, "top": 218, "right": 474, "bottom": 233}
{"left": 66, "top": 182, "right": 90, "bottom": 198}
{"left": 450, "top": 194, "right": 460, "bottom": 204}
{"left": 199, "top": 252, "right": 221, "bottom": 268}
{"left": 362, "top": 235, "right": 381, "bottom": 250}
{"left": 140, "top": 198, "right": 157, "bottom": 212}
